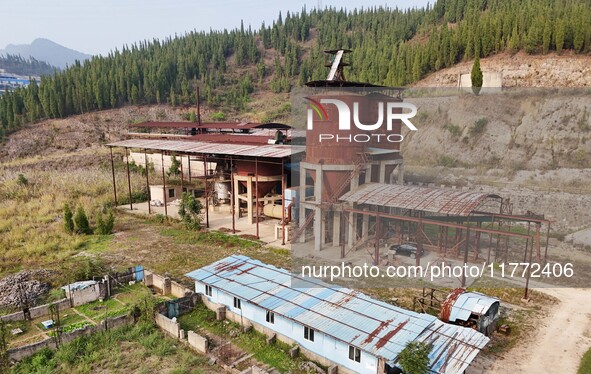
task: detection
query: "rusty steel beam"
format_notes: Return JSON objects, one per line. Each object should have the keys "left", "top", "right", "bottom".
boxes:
{"left": 125, "top": 149, "right": 133, "bottom": 210}
{"left": 109, "top": 147, "right": 118, "bottom": 206}
{"left": 144, "top": 149, "right": 151, "bottom": 215}
{"left": 161, "top": 153, "right": 168, "bottom": 217}
{"left": 343, "top": 208, "right": 534, "bottom": 240}
{"left": 231, "top": 157, "right": 236, "bottom": 234}
{"left": 472, "top": 211, "right": 551, "bottom": 224}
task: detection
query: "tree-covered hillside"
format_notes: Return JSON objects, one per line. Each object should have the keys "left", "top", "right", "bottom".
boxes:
{"left": 1, "top": 0, "right": 591, "bottom": 137}
{"left": 0, "top": 54, "right": 57, "bottom": 77}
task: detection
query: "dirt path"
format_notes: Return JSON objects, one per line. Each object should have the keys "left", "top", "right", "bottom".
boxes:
{"left": 489, "top": 288, "right": 591, "bottom": 373}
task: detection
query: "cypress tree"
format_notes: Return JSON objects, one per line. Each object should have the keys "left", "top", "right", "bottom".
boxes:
{"left": 471, "top": 55, "right": 483, "bottom": 96}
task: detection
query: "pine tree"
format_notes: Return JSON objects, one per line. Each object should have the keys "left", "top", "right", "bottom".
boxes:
{"left": 63, "top": 203, "right": 74, "bottom": 234}
{"left": 471, "top": 55, "right": 483, "bottom": 96}
{"left": 74, "top": 206, "right": 92, "bottom": 235}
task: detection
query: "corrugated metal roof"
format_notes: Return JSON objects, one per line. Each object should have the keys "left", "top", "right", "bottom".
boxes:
{"left": 448, "top": 291, "right": 500, "bottom": 323}
{"left": 340, "top": 183, "right": 500, "bottom": 216}
{"left": 186, "top": 255, "right": 489, "bottom": 374}
{"left": 107, "top": 139, "right": 303, "bottom": 158}
{"left": 128, "top": 121, "right": 291, "bottom": 130}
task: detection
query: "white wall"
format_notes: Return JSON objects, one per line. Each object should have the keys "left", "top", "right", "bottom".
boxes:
{"left": 195, "top": 281, "right": 379, "bottom": 374}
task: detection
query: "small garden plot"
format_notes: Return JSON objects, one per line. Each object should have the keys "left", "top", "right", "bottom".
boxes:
{"left": 112, "top": 282, "right": 153, "bottom": 305}
{"left": 75, "top": 298, "right": 129, "bottom": 321}
{"left": 179, "top": 304, "right": 306, "bottom": 373}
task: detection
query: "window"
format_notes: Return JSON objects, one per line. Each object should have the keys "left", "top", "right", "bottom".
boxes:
{"left": 233, "top": 297, "right": 241, "bottom": 309}
{"left": 266, "top": 311, "right": 275, "bottom": 324}
{"left": 304, "top": 326, "right": 315, "bottom": 342}
{"left": 168, "top": 188, "right": 175, "bottom": 198}
{"left": 205, "top": 285, "right": 212, "bottom": 297}
{"left": 349, "top": 346, "right": 361, "bottom": 363}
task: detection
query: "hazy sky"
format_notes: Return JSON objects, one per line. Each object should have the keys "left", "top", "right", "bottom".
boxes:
{"left": 1, "top": 0, "right": 429, "bottom": 55}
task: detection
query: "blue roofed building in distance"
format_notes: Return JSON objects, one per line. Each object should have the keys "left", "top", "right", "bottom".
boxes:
{"left": 186, "top": 255, "right": 489, "bottom": 374}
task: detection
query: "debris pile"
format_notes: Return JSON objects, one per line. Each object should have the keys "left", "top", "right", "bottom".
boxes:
{"left": 0, "top": 270, "right": 53, "bottom": 309}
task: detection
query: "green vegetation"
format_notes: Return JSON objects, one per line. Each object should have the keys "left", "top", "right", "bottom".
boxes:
{"left": 0, "top": 54, "right": 56, "bottom": 76}
{"left": 469, "top": 117, "right": 489, "bottom": 136}
{"left": 579, "top": 346, "right": 591, "bottom": 374}
{"left": 397, "top": 341, "right": 431, "bottom": 374}
{"left": 3, "top": 0, "right": 591, "bottom": 137}
{"left": 95, "top": 210, "right": 115, "bottom": 235}
{"left": 178, "top": 192, "right": 204, "bottom": 230}
{"left": 73, "top": 206, "right": 92, "bottom": 235}
{"left": 471, "top": 55, "right": 483, "bottom": 96}
{"left": 179, "top": 305, "right": 298, "bottom": 372}
{"left": 75, "top": 298, "right": 129, "bottom": 321}
{"left": 62, "top": 203, "right": 74, "bottom": 234}
{"left": 10, "top": 322, "right": 210, "bottom": 374}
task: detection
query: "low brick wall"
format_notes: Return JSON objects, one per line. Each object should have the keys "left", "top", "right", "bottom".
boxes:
{"left": 187, "top": 330, "right": 208, "bottom": 353}
{"left": 155, "top": 312, "right": 180, "bottom": 339}
{"left": 1, "top": 298, "right": 71, "bottom": 322}
{"left": 7, "top": 314, "right": 134, "bottom": 362}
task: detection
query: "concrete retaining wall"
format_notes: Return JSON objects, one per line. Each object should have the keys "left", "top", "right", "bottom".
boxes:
{"left": 69, "top": 283, "right": 102, "bottom": 307}
{"left": 171, "top": 280, "right": 192, "bottom": 298}
{"left": 1, "top": 298, "right": 71, "bottom": 322}
{"left": 187, "top": 330, "right": 208, "bottom": 353}
{"left": 155, "top": 312, "right": 180, "bottom": 339}
{"left": 7, "top": 314, "right": 134, "bottom": 362}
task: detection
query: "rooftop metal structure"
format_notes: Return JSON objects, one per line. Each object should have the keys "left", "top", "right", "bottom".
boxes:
{"left": 340, "top": 183, "right": 501, "bottom": 216}
{"left": 440, "top": 289, "right": 500, "bottom": 324}
{"left": 128, "top": 121, "right": 291, "bottom": 130}
{"left": 107, "top": 139, "right": 302, "bottom": 159}
{"left": 186, "top": 255, "right": 489, "bottom": 374}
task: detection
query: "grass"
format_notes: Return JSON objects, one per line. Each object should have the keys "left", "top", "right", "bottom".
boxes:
{"left": 178, "top": 304, "right": 302, "bottom": 373}
{"left": 579, "top": 346, "right": 591, "bottom": 374}
{"left": 75, "top": 298, "right": 129, "bottom": 321}
{"left": 10, "top": 322, "right": 214, "bottom": 374}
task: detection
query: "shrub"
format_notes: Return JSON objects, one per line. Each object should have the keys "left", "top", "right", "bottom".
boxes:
{"left": 211, "top": 111, "right": 226, "bottom": 121}
{"left": 96, "top": 210, "right": 115, "bottom": 235}
{"left": 178, "top": 192, "right": 203, "bottom": 230}
{"left": 469, "top": 117, "right": 489, "bottom": 136}
{"left": 74, "top": 206, "right": 92, "bottom": 235}
{"left": 16, "top": 174, "right": 28, "bottom": 186}
{"left": 168, "top": 156, "right": 181, "bottom": 178}
{"left": 63, "top": 203, "right": 75, "bottom": 234}
{"left": 398, "top": 341, "right": 431, "bottom": 374}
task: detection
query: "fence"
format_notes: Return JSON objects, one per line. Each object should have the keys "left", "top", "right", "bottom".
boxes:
{"left": 7, "top": 315, "right": 134, "bottom": 361}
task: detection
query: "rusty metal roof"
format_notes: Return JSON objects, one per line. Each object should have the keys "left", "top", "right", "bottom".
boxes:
{"left": 440, "top": 289, "right": 500, "bottom": 323}
{"left": 107, "top": 139, "right": 302, "bottom": 158}
{"left": 340, "top": 183, "right": 500, "bottom": 216}
{"left": 128, "top": 121, "right": 291, "bottom": 130}
{"left": 186, "top": 255, "right": 489, "bottom": 373}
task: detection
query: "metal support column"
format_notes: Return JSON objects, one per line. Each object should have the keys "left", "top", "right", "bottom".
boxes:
{"left": 125, "top": 149, "right": 133, "bottom": 210}
{"left": 109, "top": 147, "right": 118, "bottom": 206}
{"left": 161, "top": 153, "right": 168, "bottom": 217}
{"left": 144, "top": 149, "right": 151, "bottom": 214}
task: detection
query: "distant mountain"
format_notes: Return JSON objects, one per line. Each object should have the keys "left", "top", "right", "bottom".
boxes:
{"left": 0, "top": 38, "right": 91, "bottom": 69}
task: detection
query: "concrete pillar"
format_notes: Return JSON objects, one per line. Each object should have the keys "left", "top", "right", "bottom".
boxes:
{"left": 163, "top": 277, "right": 171, "bottom": 296}
{"left": 397, "top": 163, "right": 405, "bottom": 185}
{"left": 299, "top": 168, "right": 307, "bottom": 243}
{"left": 234, "top": 177, "right": 240, "bottom": 221}
{"left": 347, "top": 211, "right": 356, "bottom": 249}
{"left": 216, "top": 306, "right": 226, "bottom": 321}
{"left": 247, "top": 176, "right": 254, "bottom": 224}
{"left": 362, "top": 213, "right": 369, "bottom": 241}
{"left": 315, "top": 164, "right": 323, "bottom": 204}
{"left": 379, "top": 161, "right": 386, "bottom": 183}
{"left": 332, "top": 211, "right": 341, "bottom": 246}
{"left": 314, "top": 207, "right": 322, "bottom": 251}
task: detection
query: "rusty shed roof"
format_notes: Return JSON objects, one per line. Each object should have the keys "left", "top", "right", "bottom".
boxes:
{"left": 128, "top": 121, "right": 291, "bottom": 130}
{"left": 440, "top": 289, "right": 500, "bottom": 323}
{"left": 186, "top": 255, "right": 489, "bottom": 373}
{"left": 107, "top": 139, "right": 302, "bottom": 159}
{"left": 340, "top": 183, "right": 500, "bottom": 216}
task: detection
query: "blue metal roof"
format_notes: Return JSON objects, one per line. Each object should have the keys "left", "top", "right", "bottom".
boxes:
{"left": 186, "top": 255, "right": 489, "bottom": 374}
{"left": 448, "top": 292, "right": 500, "bottom": 323}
